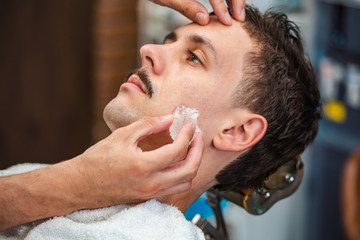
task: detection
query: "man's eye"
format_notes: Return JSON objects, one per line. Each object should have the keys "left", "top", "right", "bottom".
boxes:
{"left": 187, "top": 51, "right": 202, "bottom": 65}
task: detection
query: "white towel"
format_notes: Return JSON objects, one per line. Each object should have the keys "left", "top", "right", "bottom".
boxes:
{"left": 0, "top": 164, "right": 205, "bottom": 240}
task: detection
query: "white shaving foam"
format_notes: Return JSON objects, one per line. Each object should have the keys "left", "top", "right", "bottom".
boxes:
{"left": 169, "top": 105, "right": 201, "bottom": 140}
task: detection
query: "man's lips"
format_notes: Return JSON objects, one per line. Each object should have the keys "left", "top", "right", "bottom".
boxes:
{"left": 122, "top": 75, "right": 147, "bottom": 95}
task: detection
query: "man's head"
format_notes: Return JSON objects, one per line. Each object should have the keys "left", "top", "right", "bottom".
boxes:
{"left": 104, "top": 5, "right": 320, "bottom": 195}
{"left": 215, "top": 6, "right": 321, "bottom": 192}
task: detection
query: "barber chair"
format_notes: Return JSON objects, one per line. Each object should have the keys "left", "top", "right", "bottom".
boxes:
{"left": 192, "top": 156, "right": 304, "bottom": 240}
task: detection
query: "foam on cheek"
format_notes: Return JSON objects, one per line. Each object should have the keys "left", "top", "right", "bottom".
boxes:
{"left": 169, "top": 105, "right": 201, "bottom": 141}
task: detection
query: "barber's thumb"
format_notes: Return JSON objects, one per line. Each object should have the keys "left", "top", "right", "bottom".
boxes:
{"left": 129, "top": 115, "right": 174, "bottom": 141}
{"left": 167, "top": 0, "right": 209, "bottom": 25}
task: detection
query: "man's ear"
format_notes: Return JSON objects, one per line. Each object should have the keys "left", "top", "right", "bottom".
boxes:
{"left": 213, "top": 112, "right": 267, "bottom": 152}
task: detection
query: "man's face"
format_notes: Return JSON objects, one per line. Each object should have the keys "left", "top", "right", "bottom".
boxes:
{"left": 104, "top": 16, "right": 254, "bottom": 147}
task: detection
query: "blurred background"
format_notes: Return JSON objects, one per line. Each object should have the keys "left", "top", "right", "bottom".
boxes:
{"left": 1, "top": 0, "right": 360, "bottom": 239}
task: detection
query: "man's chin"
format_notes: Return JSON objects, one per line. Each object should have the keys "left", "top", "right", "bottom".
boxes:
{"left": 104, "top": 121, "right": 118, "bottom": 132}
{"left": 103, "top": 100, "right": 139, "bottom": 132}
{"left": 103, "top": 114, "right": 134, "bottom": 132}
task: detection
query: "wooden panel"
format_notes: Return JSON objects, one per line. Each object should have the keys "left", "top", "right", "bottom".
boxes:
{"left": 0, "top": 0, "right": 94, "bottom": 168}
{"left": 92, "top": 0, "right": 138, "bottom": 141}
{"left": 0, "top": 0, "right": 138, "bottom": 168}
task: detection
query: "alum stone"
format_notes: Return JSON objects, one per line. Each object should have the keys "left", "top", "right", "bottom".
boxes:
{"left": 169, "top": 105, "right": 201, "bottom": 140}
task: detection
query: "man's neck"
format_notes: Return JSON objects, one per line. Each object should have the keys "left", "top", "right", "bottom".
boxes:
{"left": 157, "top": 180, "right": 215, "bottom": 213}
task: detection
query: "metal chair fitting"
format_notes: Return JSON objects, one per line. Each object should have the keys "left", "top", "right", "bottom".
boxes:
{"left": 193, "top": 156, "right": 304, "bottom": 240}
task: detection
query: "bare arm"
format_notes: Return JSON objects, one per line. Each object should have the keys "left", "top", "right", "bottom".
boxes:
{"left": 0, "top": 116, "right": 204, "bottom": 231}
{"left": 150, "top": 0, "right": 246, "bottom": 25}
{"left": 0, "top": 160, "right": 87, "bottom": 231}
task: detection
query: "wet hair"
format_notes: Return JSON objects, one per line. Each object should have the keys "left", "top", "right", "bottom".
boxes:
{"left": 214, "top": 5, "right": 321, "bottom": 191}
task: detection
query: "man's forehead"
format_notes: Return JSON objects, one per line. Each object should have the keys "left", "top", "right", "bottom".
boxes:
{"left": 174, "top": 17, "right": 227, "bottom": 36}
{"left": 172, "top": 17, "right": 252, "bottom": 48}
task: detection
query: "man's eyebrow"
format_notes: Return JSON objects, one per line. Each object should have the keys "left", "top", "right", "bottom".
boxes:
{"left": 163, "top": 32, "right": 177, "bottom": 43}
{"left": 163, "top": 31, "right": 217, "bottom": 60}
{"left": 188, "top": 34, "right": 216, "bottom": 57}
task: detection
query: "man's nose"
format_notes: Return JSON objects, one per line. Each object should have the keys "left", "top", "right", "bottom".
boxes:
{"left": 139, "top": 44, "right": 166, "bottom": 75}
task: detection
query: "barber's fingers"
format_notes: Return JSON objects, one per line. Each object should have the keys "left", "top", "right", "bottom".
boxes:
{"left": 151, "top": 133, "right": 204, "bottom": 197}
{"left": 156, "top": 132, "right": 204, "bottom": 193}
{"left": 164, "top": 131, "right": 204, "bottom": 177}
{"left": 151, "top": 0, "right": 210, "bottom": 25}
{"left": 145, "top": 122, "right": 197, "bottom": 169}
{"left": 158, "top": 130, "right": 203, "bottom": 173}
{"left": 122, "top": 115, "right": 174, "bottom": 144}
{"left": 151, "top": 0, "right": 245, "bottom": 25}
{"left": 209, "top": 0, "right": 246, "bottom": 24}
{"left": 226, "top": 0, "right": 246, "bottom": 21}
{"left": 209, "top": 0, "right": 232, "bottom": 25}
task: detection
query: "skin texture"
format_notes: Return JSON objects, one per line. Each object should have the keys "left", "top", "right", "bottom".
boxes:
{"left": 103, "top": 16, "right": 267, "bottom": 212}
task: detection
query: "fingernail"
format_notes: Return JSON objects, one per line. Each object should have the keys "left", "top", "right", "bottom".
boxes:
{"left": 191, "top": 122, "right": 196, "bottom": 133}
{"left": 240, "top": 9, "right": 246, "bottom": 21}
{"left": 160, "top": 114, "right": 172, "bottom": 120}
{"left": 232, "top": 8, "right": 240, "bottom": 20}
{"left": 225, "top": 11, "right": 232, "bottom": 25}
{"left": 195, "top": 12, "right": 207, "bottom": 25}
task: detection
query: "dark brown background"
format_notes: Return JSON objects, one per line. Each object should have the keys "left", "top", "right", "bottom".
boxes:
{"left": 0, "top": 0, "right": 138, "bottom": 169}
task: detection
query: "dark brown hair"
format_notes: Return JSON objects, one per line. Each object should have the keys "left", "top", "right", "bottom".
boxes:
{"left": 215, "top": 5, "right": 321, "bottom": 191}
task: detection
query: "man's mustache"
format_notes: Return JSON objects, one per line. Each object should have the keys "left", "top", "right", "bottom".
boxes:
{"left": 125, "top": 69, "right": 153, "bottom": 98}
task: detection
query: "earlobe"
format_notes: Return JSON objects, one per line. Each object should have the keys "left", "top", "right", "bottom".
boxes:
{"left": 213, "top": 114, "right": 267, "bottom": 152}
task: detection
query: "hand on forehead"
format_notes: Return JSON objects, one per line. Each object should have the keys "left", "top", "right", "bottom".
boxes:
{"left": 150, "top": 0, "right": 246, "bottom": 26}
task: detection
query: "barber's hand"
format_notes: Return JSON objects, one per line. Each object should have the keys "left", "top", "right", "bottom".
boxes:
{"left": 78, "top": 115, "right": 204, "bottom": 207}
{"left": 150, "top": 0, "right": 246, "bottom": 25}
